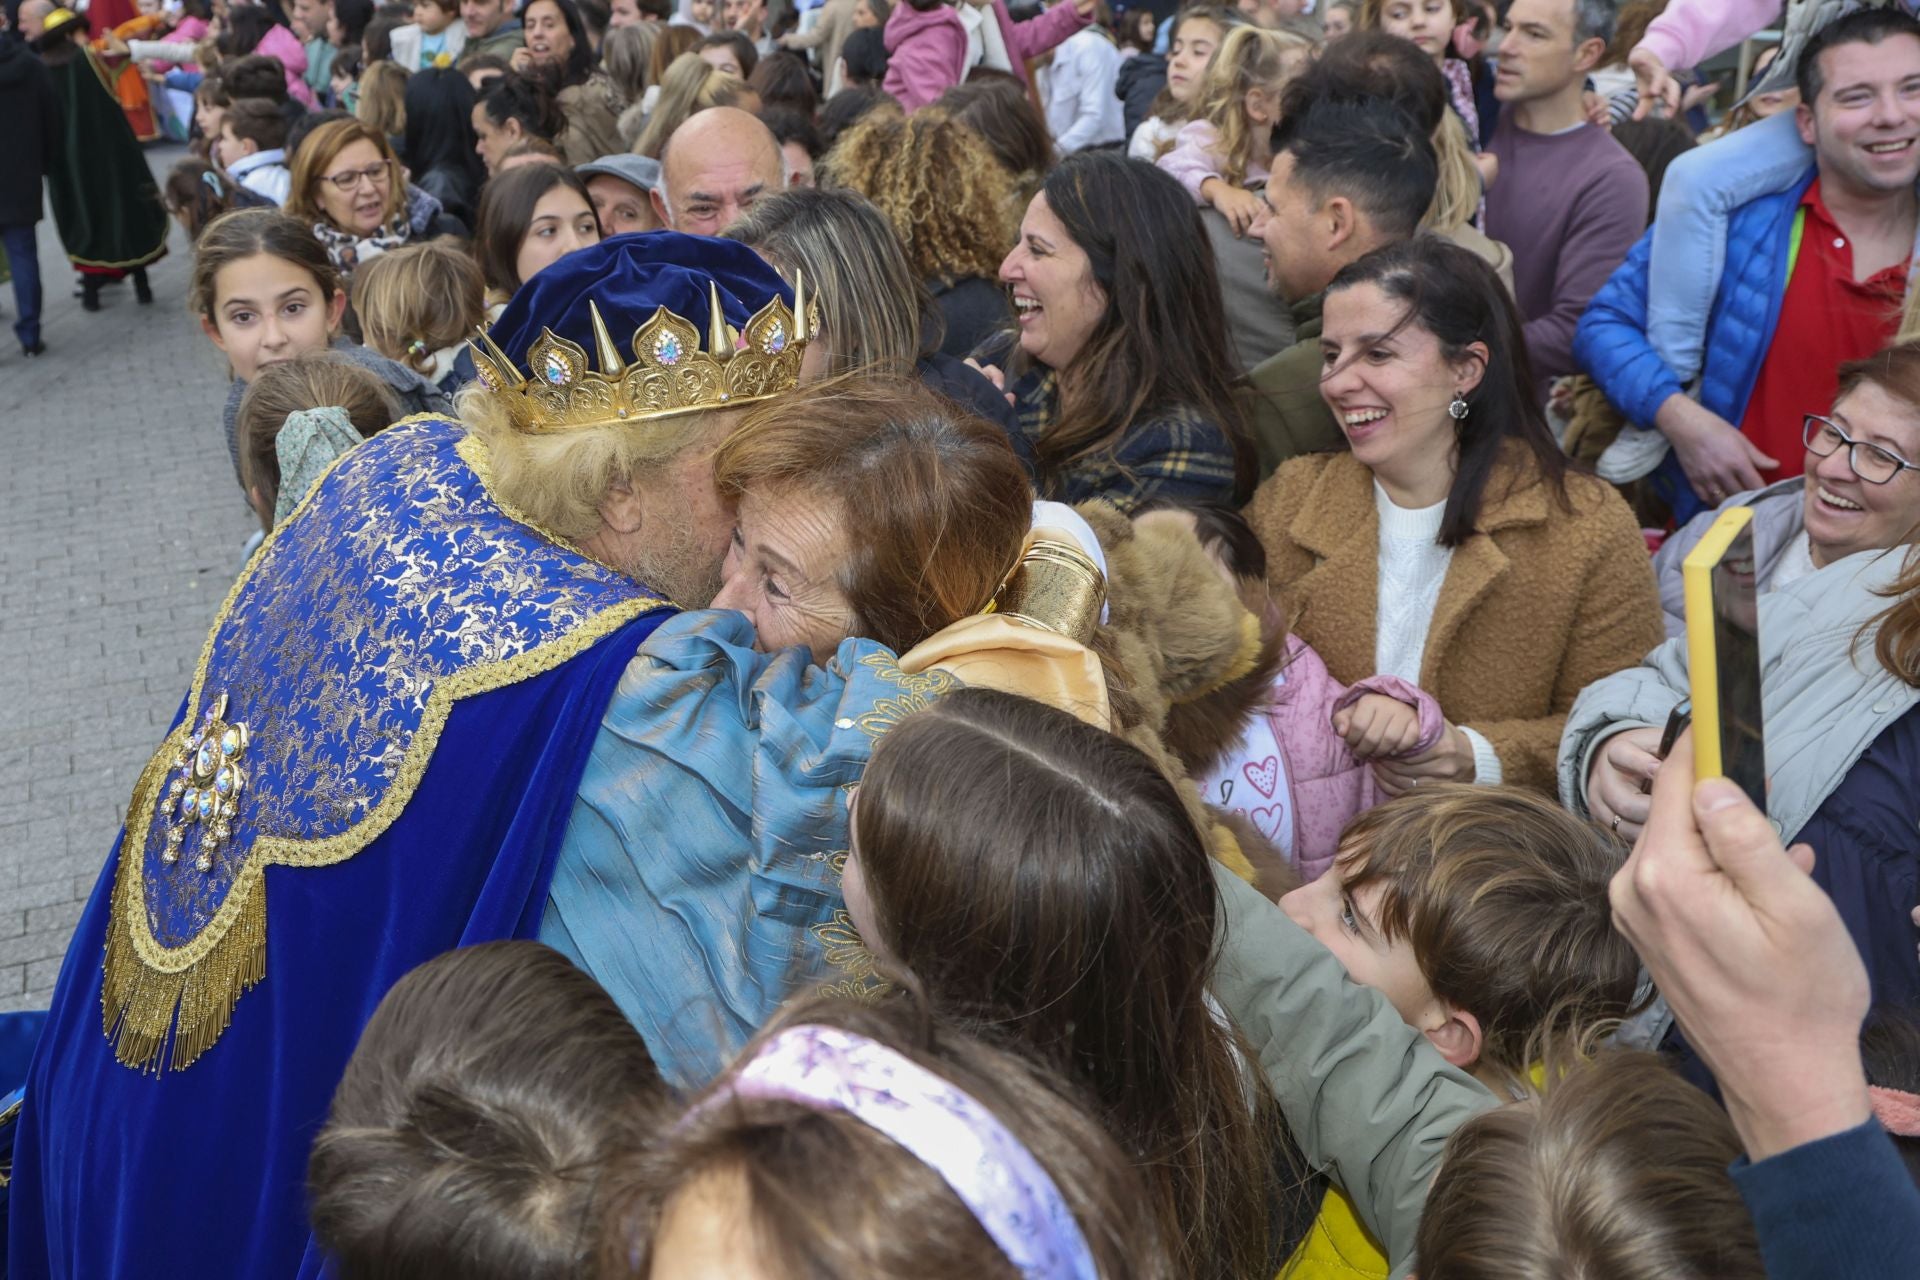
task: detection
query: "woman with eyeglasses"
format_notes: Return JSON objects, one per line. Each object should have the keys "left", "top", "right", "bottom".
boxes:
{"left": 284, "top": 118, "right": 464, "bottom": 290}
{"left": 1561, "top": 343, "right": 1920, "bottom": 1019}
{"left": 1640, "top": 344, "right": 1920, "bottom": 641}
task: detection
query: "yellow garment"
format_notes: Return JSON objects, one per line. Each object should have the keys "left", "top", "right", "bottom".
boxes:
{"left": 1280, "top": 1186, "right": 1390, "bottom": 1280}
{"left": 897, "top": 614, "right": 1111, "bottom": 730}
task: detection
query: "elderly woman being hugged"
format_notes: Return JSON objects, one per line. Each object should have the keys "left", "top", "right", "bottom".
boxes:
{"left": 1246, "top": 235, "right": 1663, "bottom": 793}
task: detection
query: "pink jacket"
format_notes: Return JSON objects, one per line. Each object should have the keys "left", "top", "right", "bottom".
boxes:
{"left": 256, "top": 23, "right": 319, "bottom": 109}
{"left": 1253, "top": 636, "right": 1444, "bottom": 882}
{"left": 990, "top": 0, "right": 1088, "bottom": 87}
{"left": 883, "top": 3, "right": 969, "bottom": 112}
{"left": 1157, "top": 118, "right": 1270, "bottom": 205}
{"left": 1636, "top": 0, "right": 1777, "bottom": 73}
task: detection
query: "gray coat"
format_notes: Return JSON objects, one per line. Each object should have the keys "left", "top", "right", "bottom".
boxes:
{"left": 1558, "top": 547, "right": 1920, "bottom": 843}
{"left": 1650, "top": 477, "right": 1808, "bottom": 638}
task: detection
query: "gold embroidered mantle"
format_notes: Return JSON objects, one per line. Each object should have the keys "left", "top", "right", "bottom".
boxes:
{"left": 105, "top": 418, "right": 666, "bottom": 1070}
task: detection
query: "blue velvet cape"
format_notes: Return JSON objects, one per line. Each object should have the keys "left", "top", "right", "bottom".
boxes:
{"left": 7, "top": 419, "right": 671, "bottom": 1279}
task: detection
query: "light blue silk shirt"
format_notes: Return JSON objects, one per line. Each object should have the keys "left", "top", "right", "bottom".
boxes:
{"left": 538, "top": 609, "right": 957, "bottom": 1088}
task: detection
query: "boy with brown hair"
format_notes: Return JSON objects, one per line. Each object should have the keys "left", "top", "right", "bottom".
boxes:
{"left": 1281, "top": 783, "right": 1642, "bottom": 1090}
{"left": 218, "top": 97, "right": 293, "bottom": 204}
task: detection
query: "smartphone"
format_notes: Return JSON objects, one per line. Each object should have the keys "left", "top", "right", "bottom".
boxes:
{"left": 1682, "top": 508, "right": 1767, "bottom": 809}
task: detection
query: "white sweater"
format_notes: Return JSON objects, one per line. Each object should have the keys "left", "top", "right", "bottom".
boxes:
{"left": 1371, "top": 483, "right": 1503, "bottom": 784}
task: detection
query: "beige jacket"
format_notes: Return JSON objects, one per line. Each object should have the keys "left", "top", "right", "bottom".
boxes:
{"left": 1246, "top": 448, "right": 1663, "bottom": 791}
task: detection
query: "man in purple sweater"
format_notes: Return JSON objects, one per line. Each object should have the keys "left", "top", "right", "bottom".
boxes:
{"left": 1485, "top": 0, "right": 1648, "bottom": 396}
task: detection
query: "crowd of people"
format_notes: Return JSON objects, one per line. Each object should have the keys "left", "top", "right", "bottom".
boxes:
{"left": 1, "top": 0, "right": 1919, "bottom": 1274}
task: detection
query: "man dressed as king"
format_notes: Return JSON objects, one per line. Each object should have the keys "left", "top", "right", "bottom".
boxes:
{"left": 8, "top": 228, "right": 1087, "bottom": 1278}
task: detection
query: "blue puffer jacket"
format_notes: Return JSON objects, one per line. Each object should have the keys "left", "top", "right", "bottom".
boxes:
{"left": 1574, "top": 168, "right": 1814, "bottom": 522}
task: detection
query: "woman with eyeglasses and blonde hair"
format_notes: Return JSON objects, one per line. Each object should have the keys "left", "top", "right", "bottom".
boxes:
{"left": 284, "top": 118, "right": 463, "bottom": 288}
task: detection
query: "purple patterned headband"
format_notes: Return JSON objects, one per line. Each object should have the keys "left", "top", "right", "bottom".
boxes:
{"left": 689, "top": 1024, "right": 1101, "bottom": 1280}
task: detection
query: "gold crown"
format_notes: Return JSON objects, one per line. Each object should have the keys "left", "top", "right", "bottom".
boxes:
{"left": 469, "top": 274, "right": 817, "bottom": 434}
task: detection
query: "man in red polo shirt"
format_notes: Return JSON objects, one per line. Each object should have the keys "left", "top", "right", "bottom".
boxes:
{"left": 1736, "top": 148, "right": 1913, "bottom": 488}
{"left": 1576, "top": 8, "right": 1920, "bottom": 517}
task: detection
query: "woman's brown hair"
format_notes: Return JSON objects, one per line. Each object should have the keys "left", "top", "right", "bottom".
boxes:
{"left": 710, "top": 376, "right": 1030, "bottom": 653}
{"left": 1334, "top": 784, "right": 1643, "bottom": 1079}
{"left": 1417, "top": 1051, "right": 1764, "bottom": 1279}
{"left": 235, "top": 352, "right": 399, "bottom": 519}
{"left": 934, "top": 78, "right": 1055, "bottom": 200}
{"left": 823, "top": 108, "right": 1015, "bottom": 284}
{"left": 647, "top": 20, "right": 702, "bottom": 84}
{"left": 352, "top": 239, "right": 487, "bottom": 374}
{"left": 310, "top": 941, "right": 668, "bottom": 1280}
{"left": 473, "top": 162, "right": 599, "bottom": 297}
{"left": 355, "top": 59, "right": 409, "bottom": 138}
{"left": 1029, "top": 152, "right": 1254, "bottom": 503}
{"left": 285, "top": 118, "right": 408, "bottom": 229}
{"left": 599, "top": 994, "right": 1175, "bottom": 1279}
{"left": 851, "top": 686, "right": 1295, "bottom": 1278}
{"left": 188, "top": 207, "right": 344, "bottom": 323}
{"left": 633, "top": 52, "right": 752, "bottom": 158}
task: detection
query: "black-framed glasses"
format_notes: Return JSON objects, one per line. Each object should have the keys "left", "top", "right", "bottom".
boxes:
{"left": 317, "top": 160, "right": 393, "bottom": 193}
{"left": 1803, "top": 414, "right": 1919, "bottom": 485}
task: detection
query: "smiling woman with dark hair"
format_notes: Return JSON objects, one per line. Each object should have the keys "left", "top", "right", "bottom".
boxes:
{"left": 994, "top": 150, "right": 1252, "bottom": 513}
{"left": 1247, "top": 235, "right": 1661, "bottom": 795}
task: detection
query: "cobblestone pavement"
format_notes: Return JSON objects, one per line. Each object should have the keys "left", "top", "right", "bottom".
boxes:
{"left": 0, "top": 144, "right": 254, "bottom": 1010}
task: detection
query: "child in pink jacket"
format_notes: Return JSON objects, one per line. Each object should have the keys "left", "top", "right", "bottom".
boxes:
{"left": 883, "top": 0, "right": 1093, "bottom": 112}
{"left": 882, "top": 0, "right": 968, "bottom": 112}
{"left": 1143, "top": 503, "right": 1446, "bottom": 884}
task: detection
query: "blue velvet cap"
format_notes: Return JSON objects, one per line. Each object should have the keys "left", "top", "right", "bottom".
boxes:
{"left": 487, "top": 231, "right": 795, "bottom": 378}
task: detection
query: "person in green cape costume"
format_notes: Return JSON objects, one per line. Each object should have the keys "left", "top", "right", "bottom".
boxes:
{"left": 19, "top": 1, "right": 168, "bottom": 311}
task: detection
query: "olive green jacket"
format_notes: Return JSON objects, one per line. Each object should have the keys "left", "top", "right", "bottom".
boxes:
{"left": 1211, "top": 865, "right": 1497, "bottom": 1276}
{"left": 1239, "top": 292, "right": 1345, "bottom": 483}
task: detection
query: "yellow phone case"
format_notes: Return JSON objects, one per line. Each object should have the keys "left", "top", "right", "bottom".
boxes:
{"left": 1681, "top": 507, "right": 1756, "bottom": 784}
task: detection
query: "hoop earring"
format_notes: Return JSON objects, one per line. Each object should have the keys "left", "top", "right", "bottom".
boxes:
{"left": 1448, "top": 393, "right": 1470, "bottom": 421}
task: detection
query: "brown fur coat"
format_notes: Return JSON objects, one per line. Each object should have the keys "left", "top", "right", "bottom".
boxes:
{"left": 1245, "top": 450, "right": 1663, "bottom": 792}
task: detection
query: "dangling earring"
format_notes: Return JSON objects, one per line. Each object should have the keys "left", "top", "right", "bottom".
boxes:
{"left": 1448, "top": 392, "right": 1470, "bottom": 421}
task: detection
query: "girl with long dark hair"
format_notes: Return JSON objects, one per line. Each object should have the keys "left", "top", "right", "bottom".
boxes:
{"left": 843, "top": 687, "right": 1300, "bottom": 1279}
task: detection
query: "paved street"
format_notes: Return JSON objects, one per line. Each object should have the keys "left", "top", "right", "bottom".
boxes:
{"left": 0, "top": 143, "right": 254, "bottom": 1010}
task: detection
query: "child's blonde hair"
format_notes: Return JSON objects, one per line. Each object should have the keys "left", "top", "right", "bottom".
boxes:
{"left": 1191, "top": 25, "right": 1315, "bottom": 186}
{"left": 1421, "top": 110, "right": 1483, "bottom": 233}
{"left": 352, "top": 240, "right": 486, "bottom": 376}
{"left": 1334, "top": 785, "right": 1641, "bottom": 1079}
{"left": 1417, "top": 1052, "right": 1764, "bottom": 1279}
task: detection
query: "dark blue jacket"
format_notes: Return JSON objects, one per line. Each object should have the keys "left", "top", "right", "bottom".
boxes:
{"left": 1574, "top": 168, "right": 1814, "bottom": 523}
{"left": 1733, "top": 1120, "right": 1920, "bottom": 1280}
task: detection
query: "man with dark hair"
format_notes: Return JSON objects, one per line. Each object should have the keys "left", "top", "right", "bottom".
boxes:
{"left": 1240, "top": 95, "right": 1440, "bottom": 476}
{"left": 1485, "top": 0, "right": 1646, "bottom": 396}
{"left": 1579, "top": 6, "right": 1920, "bottom": 520}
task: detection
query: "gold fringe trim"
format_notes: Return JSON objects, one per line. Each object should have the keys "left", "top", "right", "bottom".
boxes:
{"left": 102, "top": 417, "right": 669, "bottom": 1071}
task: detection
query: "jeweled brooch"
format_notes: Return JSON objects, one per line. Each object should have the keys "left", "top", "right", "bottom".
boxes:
{"left": 159, "top": 692, "right": 251, "bottom": 873}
